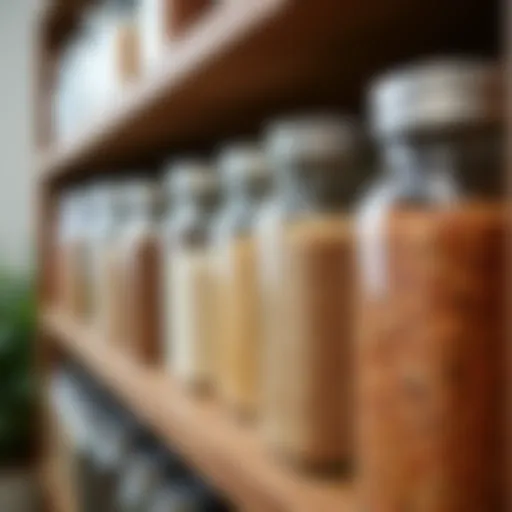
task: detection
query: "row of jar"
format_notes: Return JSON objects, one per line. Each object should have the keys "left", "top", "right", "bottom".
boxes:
{"left": 55, "top": 0, "right": 216, "bottom": 141}
{"left": 51, "top": 363, "right": 232, "bottom": 512}
{"left": 56, "top": 58, "right": 507, "bottom": 510}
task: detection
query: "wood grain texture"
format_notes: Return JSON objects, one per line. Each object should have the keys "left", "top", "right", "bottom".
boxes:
{"left": 41, "top": 308, "right": 354, "bottom": 512}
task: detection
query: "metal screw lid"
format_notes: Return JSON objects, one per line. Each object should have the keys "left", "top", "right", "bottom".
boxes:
{"left": 369, "top": 58, "right": 503, "bottom": 138}
{"left": 166, "top": 159, "right": 219, "bottom": 204}
{"left": 265, "top": 114, "right": 362, "bottom": 164}
{"left": 217, "top": 142, "right": 270, "bottom": 192}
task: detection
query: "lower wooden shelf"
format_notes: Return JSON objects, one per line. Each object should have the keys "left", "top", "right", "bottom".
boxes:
{"left": 41, "top": 309, "right": 354, "bottom": 512}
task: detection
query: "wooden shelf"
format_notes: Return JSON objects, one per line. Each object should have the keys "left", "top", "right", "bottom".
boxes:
{"left": 41, "top": 309, "right": 355, "bottom": 512}
{"left": 39, "top": 0, "right": 496, "bottom": 182}
{"left": 41, "top": 457, "right": 76, "bottom": 512}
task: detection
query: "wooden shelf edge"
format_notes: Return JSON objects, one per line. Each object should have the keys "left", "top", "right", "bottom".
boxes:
{"left": 40, "top": 308, "right": 354, "bottom": 512}
{"left": 38, "top": 0, "right": 290, "bottom": 181}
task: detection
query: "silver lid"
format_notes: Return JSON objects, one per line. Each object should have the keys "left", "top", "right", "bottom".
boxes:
{"left": 369, "top": 58, "right": 503, "bottom": 138}
{"left": 265, "top": 114, "right": 361, "bottom": 163}
{"left": 166, "top": 159, "right": 218, "bottom": 201}
{"left": 217, "top": 142, "right": 269, "bottom": 185}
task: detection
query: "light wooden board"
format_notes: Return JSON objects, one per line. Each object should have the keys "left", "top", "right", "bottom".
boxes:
{"left": 41, "top": 309, "right": 355, "bottom": 512}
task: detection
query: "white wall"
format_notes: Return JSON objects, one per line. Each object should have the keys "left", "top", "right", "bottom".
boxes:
{"left": 0, "top": 0, "right": 37, "bottom": 272}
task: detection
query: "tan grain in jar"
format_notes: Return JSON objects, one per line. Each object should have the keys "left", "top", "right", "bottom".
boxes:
{"left": 59, "top": 241, "right": 88, "bottom": 318}
{"left": 216, "top": 236, "right": 261, "bottom": 417}
{"left": 261, "top": 115, "right": 366, "bottom": 470}
{"left": 276, "top": 215, "right": 354, "bottom": 468}
{"left": 121, "top": 234, "right": 162, "bottom": 363}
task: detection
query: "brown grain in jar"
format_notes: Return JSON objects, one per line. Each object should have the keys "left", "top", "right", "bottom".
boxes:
{"left": 119, "top": 180, "right": 162, "bottom": 364}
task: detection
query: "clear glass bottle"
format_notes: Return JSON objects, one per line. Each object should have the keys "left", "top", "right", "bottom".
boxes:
{"left": 213, "top": 143, "right": 270, "bottom": 418}
{"left": 165, "top": 161, "right": 220, "bottom": 390}
{"left": 357, "top": 59, "right": 505, "bottom": 512}
{"left": 260, "top": 115, "right": 367, "bottom": 470}
{"left": 118, "top": 179, "right": 162, "bottom": 363}
{"left": 90, "top": 182, "right": 126, "bottom": 342}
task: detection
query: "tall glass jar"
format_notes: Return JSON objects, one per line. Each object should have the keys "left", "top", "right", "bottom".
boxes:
{"left": 90, "top": 182, "right": 126, "bottom": 342}
{"left": 260, "top": 115, "right": 367, "bottom": 469}
{"left": 165, "top": 161, "right": 220, "bottom": 390}
{"left": 116, "top": 442, "right": 186, "bottom": 512}
{"left": 357, "top": 59, "right": 505, "bottom": 511}
{"left": 213, "top": 143, "right": 270, "bottom": 418}
{"left": 57, "top": 189, "right": 88, "bottom": 318}
{"left": 118, "top": 179, "right": 162, "bottom": 363}
{"left": 148, "top": 478, "right": 232, "bottom": 512}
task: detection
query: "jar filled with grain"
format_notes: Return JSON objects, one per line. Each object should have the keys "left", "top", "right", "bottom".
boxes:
{"left": 57, "top": 189, "right": 88, "bottom": 318}
{"left": 357, "top": 59, "right": 505, "bottom": 512}
{"left": 90, "top": 182, "right": 126, "bottom": 342}
{"left": 118, "top": 179, "right": 162, "bottom": 363}
{"left": 165, "top": 161, "right": 220, "bottom": 390}
{"left": 213, "top": 143, "right": 271, "bottom": 418}
{"left": 260, "top": 115, "right": 367, "bottom": 470}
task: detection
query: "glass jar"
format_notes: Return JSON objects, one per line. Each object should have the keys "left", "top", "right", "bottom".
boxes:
{"left": 86, "top": 0, "right": 140, "bottom": 117}
{"left": 213, "top": 143, "right": 270, "bottom": 418}
{"left": 57, "top": 189, "right": 88, "bottom": 318}
{"left": 357, "top": 59, "right": 505, "bottom": 511}
{"left": 118, "top": 179, "right": 162, "bottom": 363}
{"left": 138, "top": 0, "right": 211, "bottom": 72}
{"left": 260, "top": 115, "right": 367, "bottom": 469}
{"left": 88, "top": 398, "right": 142, "bottom": 512}
{"left": 165, "top": 160, "right": 220, "bottom": 390}
{"left": 90, "top": 182, "right": 126, "bottom": 342}
{"left": 148, "top": 478, "right": 232, "bottom": 512}
{"left": 116, "top": 442, "right": 187, "bottom": 512}
{"left": 50, "top": 368, "right": 96, "bottom": 512}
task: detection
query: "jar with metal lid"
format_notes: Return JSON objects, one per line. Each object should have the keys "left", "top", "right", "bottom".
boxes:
{"left": 357, "top": 59, "right": 505, "bottom": 512}
{"left": 50, "top": 367, "right": 97, "bottom": 512}
{"left": 213, "top": 143, "right": 271, "bottom": 418}
{"left": 260, "top": 114, "right": 367, "bottom": 469}
{"left": 165, "top": 160, "right": 220, "bottom": 390}
{"left": 116, "top": 439, "right": 188, "bottom": 512}
{"left": 89, "top": 181, "right": 126, "bottom": 342}
{"left": 57, "top": 189, "right": 88, "bottom": 318}
{"left": 148, "top": 477, "right": 232, "bottom": 512}
{"left": 118, "top": 178, "right": 162, "bottom": 363}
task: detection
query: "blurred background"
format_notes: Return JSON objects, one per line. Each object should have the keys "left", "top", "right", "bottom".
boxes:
{"left": 0, "top": 1, "right": 505, "bottom": 511}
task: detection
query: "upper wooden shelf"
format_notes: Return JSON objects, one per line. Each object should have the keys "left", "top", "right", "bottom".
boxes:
{"left": 42, "top": 308, "right": 354, "bottom": 512}
{"left": 37, "top": 0, "right": 496, "bottom": 182}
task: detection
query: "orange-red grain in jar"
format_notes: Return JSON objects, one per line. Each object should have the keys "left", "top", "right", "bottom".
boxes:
{"left": 357, "top": 59, "right": 506, "bottom": 512}
{"left": 213, "top": 143, "right": 270, "bottom": 418}
{"left": 259, "top": 115, "right": 368, "bottom": 470}
{"left": 118, "top": 179, "right": 162, "bottom": 364}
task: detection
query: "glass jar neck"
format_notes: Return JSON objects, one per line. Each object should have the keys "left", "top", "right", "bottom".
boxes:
{"left": 382, "top": 130, "right": 504, "bottom": 201}
{"left": 279, "top": 155, "right": 361, "bottom": 215}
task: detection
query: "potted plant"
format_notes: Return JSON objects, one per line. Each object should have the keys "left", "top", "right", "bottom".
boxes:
{"left": 0, "top": 270, "right": 37, "bottom": 511}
